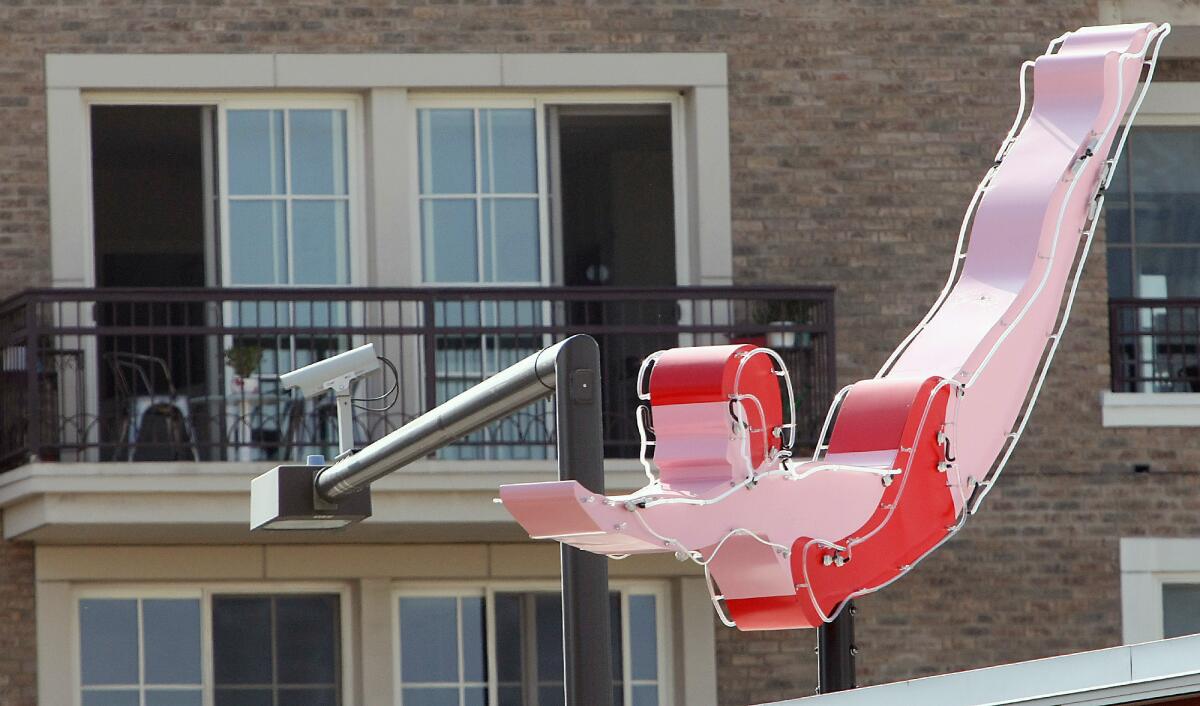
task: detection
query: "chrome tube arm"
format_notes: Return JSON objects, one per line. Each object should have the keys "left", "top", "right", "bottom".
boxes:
{"left": 314, "top": 336, "right": 572, "bottom": 502}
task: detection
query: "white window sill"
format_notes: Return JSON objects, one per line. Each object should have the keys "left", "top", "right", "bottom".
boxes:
{"left": 1101, "top": 391, "right": 1200, "bottom": 427}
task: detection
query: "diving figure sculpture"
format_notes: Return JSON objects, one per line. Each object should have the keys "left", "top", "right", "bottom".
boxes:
{"left": 499, "top": 22, "right": 1171, "bottom": 629}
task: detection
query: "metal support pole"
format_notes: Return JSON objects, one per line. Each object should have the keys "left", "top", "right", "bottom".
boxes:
{"left": 334, "top": 386, "right": 355, "bottom": 457}
{"left": 554, "top": 336, "right": 613, "bottom": 706}
{"left": 817, "top": 601, "right": 856, "bottom": 694}
{"left": 304, "top": 334, "right": 613, "bottom": 705}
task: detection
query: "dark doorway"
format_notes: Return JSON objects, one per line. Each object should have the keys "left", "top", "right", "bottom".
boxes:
{"left": 553, "top": 107, "right": 678, "bottom": 456}
{"left": 90, "top": 106, "right": 213, "bottom": 460}
{"left": 91, "top": 105, "right": 209, "bottom": 288}
{"left": 557, "top": 108, "right": 676, "bottom": 288}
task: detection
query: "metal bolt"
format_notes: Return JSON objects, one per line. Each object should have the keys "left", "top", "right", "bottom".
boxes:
{"left": 850, "top": 646, "right": 859, "bottom": 656}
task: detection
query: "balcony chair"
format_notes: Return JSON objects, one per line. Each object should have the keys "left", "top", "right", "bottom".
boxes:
{"left": 104, "top": 351, "right": 199, "bottom": 462}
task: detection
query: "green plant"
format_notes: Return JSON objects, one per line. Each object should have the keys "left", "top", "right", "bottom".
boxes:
{"left": 753, "top": 300, "right": 809, "bottom": 324}
{"left": 225, "top": 344, "right": 263, "bottom": 378}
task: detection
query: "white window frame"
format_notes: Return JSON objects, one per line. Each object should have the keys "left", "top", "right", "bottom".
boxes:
{"left": 1120, "top": 537, "right": 1200, "bottom": 643}
{"left": 70, "top": 582, "right": 357, "bottom": 706}
{"left": 1103, "top": 83, "right": 1200, "bottom": 425}
{"left": 393, "top": 579, "right": 674, "bottom": 706}
{"left": 80, "top": 92, "right": 370, "bottom": 289}
{"left": 408, "top": 91, "right": 690, "bottom": 290}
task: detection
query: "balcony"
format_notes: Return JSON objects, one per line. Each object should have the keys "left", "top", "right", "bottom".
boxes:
{"left": 1109, "top": 298, "right": 1200, "bottom": 393}
{"left": 0, "top": 286, "right": 836, "bottom": 471}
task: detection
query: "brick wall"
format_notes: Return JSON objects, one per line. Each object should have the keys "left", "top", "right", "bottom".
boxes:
{"left": 0, "top": 520, "right": 35, "bottom": 706}
{"left": 0, "top": 2, "right": 1196, "bottom": 705}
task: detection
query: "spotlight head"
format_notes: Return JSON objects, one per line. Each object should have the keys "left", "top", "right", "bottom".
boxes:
{"left": 279, "top": 343, "right": 380, "bottom": 398}
{"left": 250, "top": 465, "right": 372, "bottom": 531}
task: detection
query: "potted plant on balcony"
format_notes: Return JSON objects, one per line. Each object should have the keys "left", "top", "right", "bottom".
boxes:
{"left": 225, "top": 344, "right": 263, "bottom": 395}
{"left": 754, "top": 301, "right": 811, "bottom": 350}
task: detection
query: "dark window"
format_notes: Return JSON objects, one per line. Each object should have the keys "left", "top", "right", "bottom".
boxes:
{"left": 213, "top": 594, "right": 341, "bottom": 706}
{"left": 1163, "top": 583, "right": 1200, "bottom": 639}
{"left": 1105, "top": 128, "right": 1200, "bottom": 392}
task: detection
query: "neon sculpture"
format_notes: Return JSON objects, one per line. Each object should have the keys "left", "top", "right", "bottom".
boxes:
{"left": 500, "top": 23, "right": 1171, "bottom": 630}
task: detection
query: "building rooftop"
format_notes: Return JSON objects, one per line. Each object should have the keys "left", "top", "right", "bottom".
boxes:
{"left": 767, "top": 633, "right": 1200, "bottom": 706}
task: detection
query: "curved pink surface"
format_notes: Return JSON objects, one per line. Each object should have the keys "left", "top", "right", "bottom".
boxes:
{"left": 500, "top": 23, "right": 1165, "bottom": 629}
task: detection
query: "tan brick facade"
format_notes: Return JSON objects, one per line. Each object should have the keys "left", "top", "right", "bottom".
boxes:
{"left": 1, "top": 2, "right": 1197, "bottom": 705}
{"left": 0, "top": 520, "right": 35, "bottom": 706}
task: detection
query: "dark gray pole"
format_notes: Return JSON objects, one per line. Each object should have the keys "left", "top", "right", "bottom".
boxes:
{"left": 817, "top": 601, "right": 856, "bottom": 693}
{"left": 307, "top": 334, "right": 612, "bottom": 705}
{"left": 554, "top": 336, "right": 613, "bottom": 706}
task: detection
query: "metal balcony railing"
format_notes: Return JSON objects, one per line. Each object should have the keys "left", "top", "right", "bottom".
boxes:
{"left": 0, "top": 286, "right": 836, "bottom": 470}
{"left": 1110, "top": 298, "right": 1200, "bottom": 393}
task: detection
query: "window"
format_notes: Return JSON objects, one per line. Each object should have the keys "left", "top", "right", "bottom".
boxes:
{"left": 1106, "top": 128, "right": 1200, "bottom": 393}
{"left": 77, "top": 592, "right": 345, "bottom": 706}
{"left": 1163, "top": 583, "right": 1200, "bottom": 638}
{"left": 1120, "top": 537, "right": 1200, "bottom": 643}
{"left": 417, "top": 105, "right": 549, "bottom": 460}
{"left": 79, "top": 598, "right": 203, "bottom": 706}
{"left": 418, "top": 108, "right": 542, "bottom": 286}
{"left": 213, "top": 594, "right": 342, "bottom": 706}
{"left": 224, "top": 107, "right": 352, "bottom": 287}
{"left": 396, "top": 587, "right": 667, "bottom": 706}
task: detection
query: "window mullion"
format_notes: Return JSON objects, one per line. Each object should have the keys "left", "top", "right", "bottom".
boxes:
{"left": 457, "top": 597, "right": 466, "bottom": 706}
{"left": 137, "top": 599, "right": 146, "bottom": 706}
{"left": 282, "top": 109, "right": 295, "bottom": 287}
{"left": 485, "top": 588, "right": 499, "bottom": 706}
{"left": 474, "top": 108, "right": 485, "bottom": 285}
{"left": 271, "top": 597, "right": 280, "bottom": 706}
{"left": 522, "top": 594, "right": 539, "bottom": 706}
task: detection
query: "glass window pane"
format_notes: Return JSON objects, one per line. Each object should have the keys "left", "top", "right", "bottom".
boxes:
{"left": 610, "top": 593, "right": 623, "bottom": 682}
{"left": 535, "top": 593, "right": 564, "bottom": 681}
{"left": 1134, "top": 248, "right": 1200, "bottom": 298}
{"left": 82, "top": 691, "right": 139, "bottom": 706}
{"left": 1164, "top": 583, "right": 1200, "bottom": 638}
{"left": 481, "top": 109, "right": 537, "bottom": 194}
{"left": 401, "top": 688, "right": 460, "bottom": 706}
{"left": 419, "top": 109, "right": 475, "bottom": 194}
{"left": 229, "top": 200, "right": 287, "bottom": 285}
{"left": 539, "top": 686, "right": 566, "bottom": 706}
{"left": 80, "top": 599, "right": 139, "bottom": 686}
{"left": 143, "top": 599, "right": 202, "bottom": 685}
{"left": 276, "top": 595, "right": 340, "bottom": 685}
{"left": 494, "top": 593, "right": 523, "bottom": 683}
{"left": 462, "top": 596, "right": 486, "bottom": 682}
{"left": 290, "top": 110, "right": 348, "bottom": 196}
{"left": 628, "top": 595, "right": 658, "bottom": 680}
{"left": 213, "top": 596, "right": 273, "bottom": 685}
{"left": 632, "top": 685, "right": 659, "bottom": 706}
{"left": 482, "top": 198, "right": 540, "bottom": 283}
{"left": 292, "top": 200, "right": 350, "bottom": 285}
{"left": 228, "top": 110, "right": 285, "bottom": 196}
{"left": 215, "top": 689, "right": 273, "bottom": 706}
{"left": 498, "top": 686, "right": 523, "bottom": 706}
{"left": 464, "top": 687, "right": 487, "bottom": 706}
{"left": 399, "top": 597, "right": 459, "bottom": 682}
{"left": 146, "top": 691, "right": 204, "bottom": 706}
{"left": 1108, "top": 247, "right": 1132, "bottom": 298}
{"left": 1129, "top": 130, "right": 1200, "bottom": 245}
{"left": 422, "top": 199, "right": 478, "bottom": 283}
{"left": 278, "top": 688, "right": 338, "bottom": 706}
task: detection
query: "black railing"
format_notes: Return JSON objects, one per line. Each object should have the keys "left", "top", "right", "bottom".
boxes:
{"left": 1110, "top": 298, "right": 1200, "bottom": 393}
{"left": 0, "top": 286, "right": 836, "bottom": 469}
